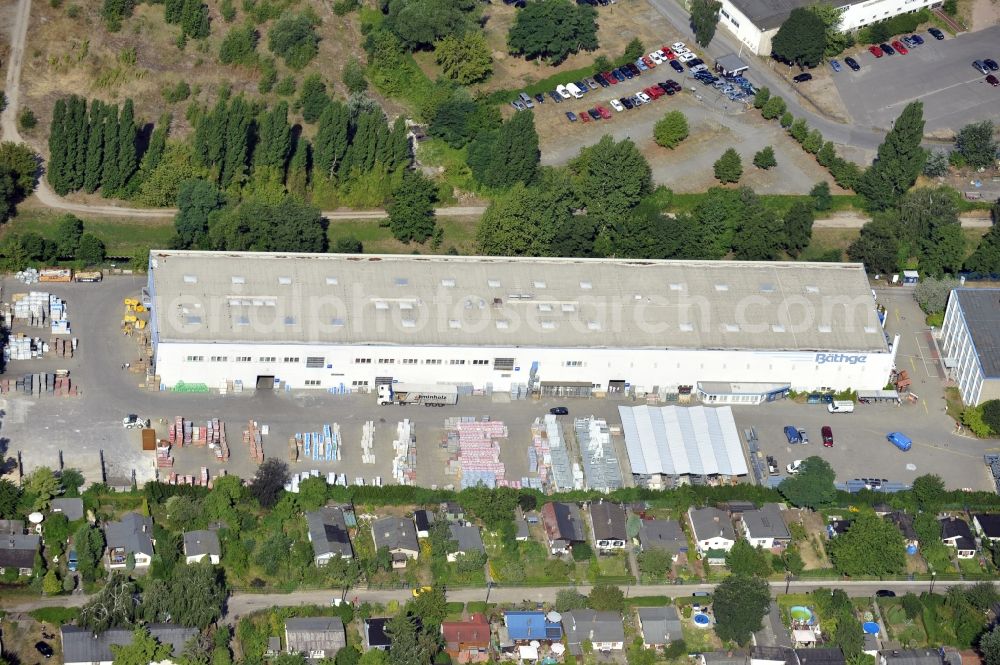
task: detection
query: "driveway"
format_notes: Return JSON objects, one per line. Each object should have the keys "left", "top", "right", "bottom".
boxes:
{"left": 832, "top": 26, "right": 1000, "bottom": 133}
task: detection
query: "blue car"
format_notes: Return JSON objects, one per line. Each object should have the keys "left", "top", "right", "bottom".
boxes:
{"left": 887, "top": 432, "right": 912, "bottom": 451}
{"left": 611, "top": 68, "right": 625, "bottom": 82}
{"left": 621, "top": 66, "right": 634, "bottom": 79}
{"left": 635, "top": 58, "right": 648, "bottom": 71}
{"left": 830, "top": 60, "right": 842, "bottom": 72}
{"left": 565, "top": 111, "right": 577, "bottom": 122}
{"left": 910, "top": 34, "right": 924, "bottom": 45}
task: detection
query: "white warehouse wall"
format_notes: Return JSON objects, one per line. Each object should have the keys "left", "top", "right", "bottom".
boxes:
{"left": 717, "top": 0, "right": 769, "bottom": 55}
{"left": 153, "top": 342, "right": 894, "bottom": 394}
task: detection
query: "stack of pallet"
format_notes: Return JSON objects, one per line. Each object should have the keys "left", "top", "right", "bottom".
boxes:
{"left": 446, "top": 419, "right": 507, "bottom": 489}
{"left": 49, "top": 337, "right": 73, "bottom": 358}
{"left": 392, "top": 419, "right": 416, "bottom": 486}
{"left": 168, "top": 416, "right": 184, "bottom": 445}
{"left": 289, "top": 437, "right": 298, "bottom": 462}
{"left": 0, "top": 373, "right": 76, "bottom": 397}
{"left": 156, "top": 444, "right": 173, "bottom": 468}
{"left": 213, "top": 420, "right": 230, "bottom": 461}
{"left": 361, "top": 420, "right": 376, "bottom": 464}
{"left": 529, "top": 419, "right": 553, "bottom": 485}
{"left": 162, "top": 469, "right": 228, "bottom": 487}
{"left": 244, "top": 420, "right": 264, "bottom": 464}
{"left": 297, "top": 424, "right": 341, "bottom": 462}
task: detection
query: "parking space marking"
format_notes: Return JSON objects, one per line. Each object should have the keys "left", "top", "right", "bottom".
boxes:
{"left": 881, "top": 76, "right": 988, "bottom": 112}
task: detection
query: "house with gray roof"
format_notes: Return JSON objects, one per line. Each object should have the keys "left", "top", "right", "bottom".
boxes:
{"left": 589, "top": 501, "right": 627, "bottom": 552}
{"left": 446, "top": 524, "right": 485, "bottom": 563}
{"left": 104, "top": 513, "right": 154, "bottom": 569}
{"left": 688, "top": 507, "right": 736, "bottom": 561}
{"left": 879, "top": 651, "right": 943, "bottom": 665}
{"left": 0, "top": 521, "right": 40, "bottom": 577}
{"left": 541, "top": 502, "right": 586, "bottom": 555}
{"left": 285, "top": 617, "right": 346, "bottom": 660}
{"left": 61, "top": 624, "right": 197, "bottom": 665}
{"left": 741, "top": 504, "right": 791, "bottom": 549}
{"left": 183, "top": 530, "right": 221, "bottom": 564}
{"left": 562, "top": 610, "right": 625, "bottom": 655}
{"left": 886, "top": 511, "right": 919, "bottom": 549}
{"left": 638, "top": 519, "right": 687, "bottom": 560}
{"left": 637, "top": 605, "right": 682, "bottom": 648}
{"left": 702, "top": 651, "right": 749, "bottom": 665}
{"left": 372, "top": 516, "right": 419, "bottom": 567}
{"left": 50, "top": 498, "right": 85, "bottom": 522}
{"left": 306, "top": 506, "right": 353, "bottom": 566}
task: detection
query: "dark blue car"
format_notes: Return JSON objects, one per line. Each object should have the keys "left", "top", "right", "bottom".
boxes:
{"left": 611, "top": 68, "right": 625, "bottom": 82}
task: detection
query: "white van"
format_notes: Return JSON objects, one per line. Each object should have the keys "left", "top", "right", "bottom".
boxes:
{"left": 565, "top": 82, "right": 584, "bottom": 99}
{"left": 828, "top": 400, "right": 855, "bottom": 414}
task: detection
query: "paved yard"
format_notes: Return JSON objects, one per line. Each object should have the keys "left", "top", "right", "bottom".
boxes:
{"left": 832, "top": 26, "right": 1000, "bottom": 134}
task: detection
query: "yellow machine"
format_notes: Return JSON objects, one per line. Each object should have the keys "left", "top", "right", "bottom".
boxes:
{"left": 123, "top": 315, "right": 138, "bottom": 324}
{"left": 123, "top": 298, "right": 139, "bottom": 307}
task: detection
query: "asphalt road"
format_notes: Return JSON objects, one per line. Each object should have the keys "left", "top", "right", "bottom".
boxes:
{"left": 833, "top": 26, "right": 1000, "bottom": 133}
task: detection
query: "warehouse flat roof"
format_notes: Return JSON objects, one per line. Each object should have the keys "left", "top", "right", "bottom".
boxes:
{"left": 953, "top": 289, "right": 1000, "bottom": 378}
{"left": 148, "top": 251, "right": 886, "bottom": 351}
{"left": 730, "top": 0, "right": 865, "bottom": 31}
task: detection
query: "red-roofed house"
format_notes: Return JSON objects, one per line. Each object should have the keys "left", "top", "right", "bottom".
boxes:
{"left": 441, "top": 613, "right": 491, "bottom": 663}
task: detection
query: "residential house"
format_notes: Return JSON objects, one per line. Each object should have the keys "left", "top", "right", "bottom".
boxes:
{"left": 104, "top": 513, "right": 155, "bottom": 569}
{"left": 441, "top": 613, "right": 490, "bottom": 663}
{"left": 589, "top": 501, "right": 627, "bottom": 552}
{"left": 540, "top": 502, "right": 586, "bottom": 555}
{"left": 701, "top": 652, "right": 749, "bottom": 665}
{"left": 414, "top": 510, "right": 434, "bottom": 539}
{"left": 752, "top": 646, "right": 797, "bottom": 665}
{"left": 873, "top": 503, "right": 893, "bottom": 517}
{"left": 284, "top": 617, "right": 345, "bottom": 660}
{"left": 741, "top": 504, "right": 791, "bottom": 549}
{"left": 503, "top": 611, "right": 563, "bottom": 643}
{"left": 797, "top": 649, "right": 846, "bottom": 665}
{"left": 972, "top": 514, "right": 1000, "bottom": 543}
{"left": 687, "top": 507, "right": 736, "bottom": 561}
{"left": 561, "top": 610, "right": 625, "bottom": 655}
{"left": 183, "top": 530, "right": 221, "bottom": 565}
{"left": 440, "top": 502, "right": 465, "bottom": 523}
{"left": 886, "top": 511, "right": 919, "bottom": 549}
{"left": 879, "top": 650, "right": 944, "bottom": 665}
{"left": 372, "top": 517, "right": 419, "bottom": 567}
{"left": 50, "top": 498, "right": 85, "bottom": 522}
{"left": 637, "top": 606, "right": 682, "bottom": 649}
{"left": 638, "top": 519, "right": 687, "bottom": 560}
{"left": 446, "top": 524, "right": 485, "bottom": 563}
{"left": 940, "top": 517, "right": 977, "bottom": 559}
{"left": 0, "top": 520, "right": 40, "bottom": 577}
{"left": 826, "top": 520, "right": 853, "bottom": 539}
{"left": 364, "top": 618, "right": 391, "bottom": 651}
{"left": 305, "top": 506, "right": 353, "bottom": 566}
{"left": 61, "top": 624, "right": 197, "bottom": 665}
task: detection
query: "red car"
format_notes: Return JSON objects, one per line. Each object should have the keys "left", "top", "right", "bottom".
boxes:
{"left": 645, "top": 86, "right": 664, "bottom": 99}
{"left": 821, "top": 425, "right": 834, "bottom": 447}
{"left": 579, "top": 111, "right": 591, "bottom": 123}
{"left": 603, "top": 71, "right": 618, "bottom": 85}
{"left": 869, "top": 45, "right": 884, "bottom": 58}
{"left": 661, "top": 46, "right": 675, "bottom": 60}
{"left": 595, "top": 105, "right": 612, "bottom": 119}
{"left": 987, "top": 74, "right": 999, "bottom": 86}
{"left": 641, "top": 55, "right": 656, "bottom": 69}
{"left": 892, "top": 40, "right": 908, "bottom": 54}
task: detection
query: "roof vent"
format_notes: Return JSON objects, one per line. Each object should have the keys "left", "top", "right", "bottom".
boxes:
{"left": 236, "top": 316, "right": 250, "bottom": 326}
{"left": 724, "top": 324, "right": 740, "bottom": 332}
{"left": 533, "top": 280, "right": 546, "bottom": 289}
{"left": 760, "top": 283, "right": 775, "bottom": 293}
{"left": 326, "top": 277, "right": 339, "bottom": 285}
{"left": 771, "top": 324, "right": 786, "bottom": 333}
{"left": 394, "top": 277, "right": 409, "bottom": 286}
{"left": 400, "top": 302, "right": 414, "bottom": 310}
{"left": 278, "top": 276, "right": 292, "bottom": 285}
{"left": 587, "top": 321, "right": 601, "bottom": 331}
{"left": 541, "top": 321, "right": 556, "bottom": 330}
{"left": 580, "top": 281, "right": 592, "bottom": 289}
{"left": 818, "top": 324, "right": 832, "bottom": 333}
{"left": 496, "top": 320, "right": 510, "bottom": 329}
{"left": 331, "top": 318, "right": 345, "bottom": 327}
{"left": 864, "top": 326, "right": 877, "bottom": 333}
{"left": 679, "top": 323, "right": 694, "bottom": 332}
{"left": 441, "top": 278, "right": 456, "bottom": 287}
{"left": 561, "top": 304, "right": 576, "bottom": 312}
{"left": 448, "top": 320, "right": 462, "bottom": 329}
{"left": 488, "top": 279, "right": 501, "bottom": 288}
{"left": 401, "top": 318, "right": 416, "bottom": 328}
{"left": 231, "top": 276, "right": 245, "bottom": 285}
{"left": 669, "top": 283, "right": 684, "bottom": 291}
{"left": 805, "top": 285, "right": 820, "bottom": 294}
{"left": 715, "top": 284, "right": 729, "bottom": 291}
{"left": 284, "top": 316, "right": 296, "bottom": 326}
{"left": 374, "top": 301, "right": 389, "bottom": 310}
{"left": 539, "top": 304, "right": 552, "bottom": 312}
{"left": 183, "top": 275, "right": 197, "bottom": 284}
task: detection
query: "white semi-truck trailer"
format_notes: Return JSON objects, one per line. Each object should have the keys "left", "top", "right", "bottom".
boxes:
{"left": 376, "top": 382, "right": 458, "bottom": 406}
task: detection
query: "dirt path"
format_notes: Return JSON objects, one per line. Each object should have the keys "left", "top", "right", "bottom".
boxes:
{"left": 969, "top": 0, "right": 1000, "bottom": 30}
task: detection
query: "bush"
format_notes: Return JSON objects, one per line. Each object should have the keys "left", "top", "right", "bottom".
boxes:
{"left": 219, "top": 24, "right": 259, "bottom": 66}
{"left": 275, "top": 76, "right": 296, "bottom": 96}
{"left": 268, "top": 12, "right": 320, "bottom": 70}
{"left": 162, "top": 80, "right": 192, "bottom": 103}
{"left": 761, "top": 96, "right": 786, "bottom": 120}
{"left": 780, "top": 111, "right": 793, "bottom": 128}
{"left": 333, "top": 0, "right": 360, "bottom": 14}
{"left": 714, "top": 148, "right": 742, "bottom": 183}
{"left": 653, "top": 111, "right": 689, "bottom": 149}
{"left": 753, "top": 146, "right": 777, "bottom": 169}
{"left": 18, "top": 108, "right": 37, "bottom": 130}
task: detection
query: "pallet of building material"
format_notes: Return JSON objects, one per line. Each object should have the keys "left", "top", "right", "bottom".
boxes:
{"left": 361, "top": 420, "right": 375, "bottom": 464}
{"left": 289, "top": 437, "right": 298, "bottom": 462}
{"left": 244, "top": 420, "right": 264, "bottom": 464}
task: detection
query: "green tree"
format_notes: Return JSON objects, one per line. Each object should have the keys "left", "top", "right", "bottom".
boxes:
{"left": 587, "top": 584, "right": 625, "bottom": 611}
{"left": 833, "top": 614, "right": 864, "bottom": 657}
{"left": 0, "top": 141, "right": 38, "bottom": 199}
{"left": 810, "top": 4, "right": 853, "bottom": 56}
{"left": 923, "top": 149, "right": 950, "bottom": 177}
{"left": 570, "top": 135, "right": 651, "bottom": 222}
{"left": 134, "top": 113, "right": 171, "bottom": 193}
{"left": 965, "top": 224, "right": 1000, "bottom": 274}
{"left": 783, "top": 545, "right": 805, "bottom": 575}
{"left": 298, "top": 74, "right": 330, "bottom": 124}
{"left": 42, "top": 568, "right": 62, "bottom": 595}
{"left": 714, "top": 574, "right": 770, "bottom": 645}
{"left": 714, "top": 148, "right": 742, "bottom": 183}
{"left": 100, "top": 102, "right": 121, "bottom": 196}
{"left": 637, "top": 548, "right": 673, "bottom": 577}
{"left": 358, "top": 651, "right": 390, "bottom": 665}
{"left": 803, "top": 129, "right": 823, "bottom": 154}
{"left": 780, "top": 110, "right": 794, "bottom": 127}
{"left": 112, "top": 99, "right": 139, "bottom": 195}
{"left": 219, "top": 24, "right": 259, "bottom": 65}
{"left": 753, "top": 146, "right": 777, "bottom": 169}
{"left": 847, "top": 217, "right": 901, "bottom": 274}
{"left": 209, "top": 197, "right": 328, "bottom": 252}
{"left": 784, "top": 201, "right": 814, "bottom": 257}
{"left": 80, "top": 572, "right": 137, "bottom": 630}
{"left": 0, "top": 479, "right": 21, "bottom": 518}
{"left": 249, "top": 459, "right": 290, "bottom": 509}
{"left": 165, "top": 0, "right": 184, "bottom": 23}
{"left": 181, "top": 0, "right": 210, "bottom": 39}
{"left": 111, "top": 628, "right": 172, "bottom": 665}
{"left": 54, "top": 214, "right": 85, "bottom": 257}
{"left": 507, "top": 0, "right": 599, "bottom": 65}
{"left": 982, "top": 400, "right": 1000, "bottom": 434}
{"left": 555, "top": 588, "right": 588, "bottom": 611}
{"left": 77, "top": 233, "right": 106, "bottom": 265}
{"left": 384, "top": 612, "right": 428, "bottom": 665}
{"left": 313, "top": 102, "right": 351, "bottom": 179}
{"left": 654, "top": 111, "right": 689, "bottom": 149}
{"left": 73, "top": 523, "right": 105, "bottom": 582}
{"left": 43, "top": 513, "right": 70, "bottom": 559}
{"left": 467, "top": 111, "right": 539, "bottom": 189}
{"left": 981, "top": 625, "right": 1000, "bottom": 665}
{"left": 336, "top": 647, "right": 362, "bottom": 665}
{"left": 772, "top": 8, "right": 826, "bottom": 66}
{"left": 0, "top": 169, "right": 16, "bottom": 224}
{"left": 254, "top": 101, "right": 293, "bottom": 173}
{"left": 779, "top": 456, "right": 836, "bottom": 509}
{"left": 897, "top": 186, "right": 964, "bottom": 276}
{"left": 753, "top": 87, "right": 771, "bottom": 109}
{"left": 955, "top": 121, "right": 998, "bottom": 170}
{"left": 286, "top": 137, "right": 311, "bottom": 199}
{"left": 726, "top": 539, "right": 774, "bottom": 576}
{"left": 268, "top": 12, "right": 320, "bottom": 69}
{"left": 810, "top": 181, "right": 832, "bottom": 210}
{"left": 101, "top": 0, "right": 136, "bottom": 31}
{"left": 690, "top": 0, "right": 722, "bottom": 46}
{"left": 911, "top": 474, "right": 945, "bottom": 510}
{"left": 435, "top": 33, "right": 493, "bottom": 84}
{"left": 25, "top": 467, "right": 61, "bottom": 511}
{"left": 140, "top": 560, "right": 226, "bottom": 628}
{"left": 387, "top": 170, "right": 438, "bottom": 243}
{"left": 859, "top": 101, "right": 926, "bottom": 210}
{"left": 19, "top": 108, "right": 37, "bottom": 131}
{"left": 828, "top": 510, "right": 906, "bottom": 577}
{"left": 175, "top": 178, "right": 224, "bottom": 248}
{"left": 385, "top": 0, "right": 479, "bottom": 50}
{"left": 732, "top": 191, "right": 784, "bottom": 260}
{"left": 342, "top": 57, "right": 369, "bottom": 94}
{"left": 477, "top": 183, "right": 568, "bottom": 256}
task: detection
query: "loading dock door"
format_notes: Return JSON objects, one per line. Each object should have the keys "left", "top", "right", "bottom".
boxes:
{"left": 608, "top": 380, "right": 626, "bottom": 394}
{"left": 256, "top": 375, "right": 275, "bottom": 390}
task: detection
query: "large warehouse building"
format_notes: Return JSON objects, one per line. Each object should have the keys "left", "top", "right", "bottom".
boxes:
{"left": 940, "top": 288, "right": 1000, "bottom": 406}
{"left": 147, "top": 251, "right": 896, "bottom": 399}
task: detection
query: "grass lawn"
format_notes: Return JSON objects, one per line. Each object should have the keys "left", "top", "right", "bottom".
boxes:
{"left": 431, "top": 557, "right": 486, "bottom": 587}
{"left": 801, "top": 228, "right": 859, "bottom": 262}
{"left": 4, "top": 209, "right": 174, "bottom": 257}
{"left": 681, "top": 621, "right": 722, "bottom": 652}
{"left": 327, "top": 216, "right": 479, "bottom": 255}
{"left": 485, "top": 534, "right": 572, "bottom": 586}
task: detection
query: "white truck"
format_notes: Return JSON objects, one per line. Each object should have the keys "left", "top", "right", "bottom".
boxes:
{"left": 376, "top": 383, "right": 458, "bottom": 406}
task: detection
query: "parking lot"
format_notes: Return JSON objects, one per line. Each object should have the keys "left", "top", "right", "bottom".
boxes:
{"left": 0, "top": 277, "right": 994, "bottom": 492}
{"left": 832, "top": 25, "right": 1000, "bottom": 133}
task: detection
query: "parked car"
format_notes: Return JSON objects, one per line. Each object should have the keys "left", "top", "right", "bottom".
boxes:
{"left": 548, "top": 90, "right": 562, "bottom": 103}
{"left": 534, "top": 93, "right": 545, "bottom": 104}
{"left": 621, "top": 66, "right": 634, "bottom": 80}
{"left": 988, "top": 74, "right": 1000, "bottom": 86}
{"left": 566, "top": 82, "right": 585, "bottom": 98}
{"left": 636, "top": 91, "right": 652, "bottom": 103}
{"left": 68, "top": 549, "right": 78, "bottom": 572}
{"left": 845, "top": 57, "right": 861, "bottom": 71}
{"left": 579, "top": 111, "right": 590, "bottom": 122}
{"left": 910, "top": 34, "right": 924, "bottom": 45}
{"left": 666, "top": 79, "right": 682, "bottom": 92}
{"left": 641, "top": 55, "right": 656, "bottom": 68}
{"left": 658, "top": 82, "right": 675, "bottom": 95}
{"left": 892, "top": 40, "right": 908, "bottom": 54}
{"left": 595, "top": 105, "right": 612, "bottom": 119}
{"left": 625, "top": 63, "right": 642, "bottom": 76}
{"left": 783, "top": 425, "right": 803, "bottom": 444}
{"left": 36, "top": 642, "right": 54, "bottom": 659}
{"left": 807, "top": 393, "right": 832, "bottom": 404}
{"left": 793, "top": 73, "right": 813, "bottom": 83}
{"left": 649, "top": 50, "right": 665, "bottom": 64}
{"left": 635, "top": 58, "right": 649, "bottom": 71}
{"left": 518, "top": 92, "right": 535, "bottom": 108}
{"left": 670, "top": 60, "right": 684, "bottom": 73}
{"left": 645, "top": 86, "right": 663, "bottom": 99}
{"left": 611, "top": 68, "right": 625, "bottom": 82}
{"left": 830, "top": 59, "right": 842, "bottom": 72}
{"left": 609, "top": 98, "right": 625, "bottom": 112}
{"left": 594, "top": 73, "right": 609, "bottom": 87}
{"left": 786, "top": 459, "right": 804, "bottom": 475}
{"left": 973, "top": 60, "right": 990, "bottom": 74}
{"left": 661, "top": 47, "right": 676, "bottom": 59}
{"left": 672, "top": 42, "right": 687, "bottom": 51}
{"left": 869, "top": 45, "right": 884, "bottom": 58}
{"left": 679, "top": 52, "right": 697, "bottom": 62}
{"left": 585, "top": 77, "right": 599, "bottom": 90}
{"left": 565, "top": 111, "right": 578, "bottom": 122}
{"left": 556, "top": 84, "right": 572, "bottom": 99}
{"left": 887, "top": 431, "right": 912, "bottom": 451}
{"left": 691, "top": 64, "right": 709, "bottom": 73}
{"left": 880, "top": 43, "right": 895, "bottom": 55}
{"left": 875, "top": 590, "right": 897, "bottom": 598}
{"left": 766, "top": 456, "right": 779, "bottom": 474}
{"left": 412, "top": 585, "right": 433, "bottom": 597}
{"left": 620, "top": 96, "right": 634, "bottom": 109}
{"left": 798, "top": 428, "right": 809, "bottom": 444}
{"left": 587, "top": 108, "right": 601, "bottom": 120}
{"left": 928, "top": 27, "right": 945, "bottom": 39}
{"left": 549, "top": 406, "right": 569, "bottom": 415}
{"left": 821, "top": 425, "right": 834, "bottom": 447}
{"left": 602, "top": 70, "right": 617, "bottom": 85}
{"left": 828, "top": 400, "right": 855, "bottom": 413}
{"left": 510, "top": 100, "right": 525, "bottom": 111}
{"left": 574, "top": 80, "right": 589, "bottom": 93}
{"left": 985, "top": 59, "right": 999, "bottom": 71}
